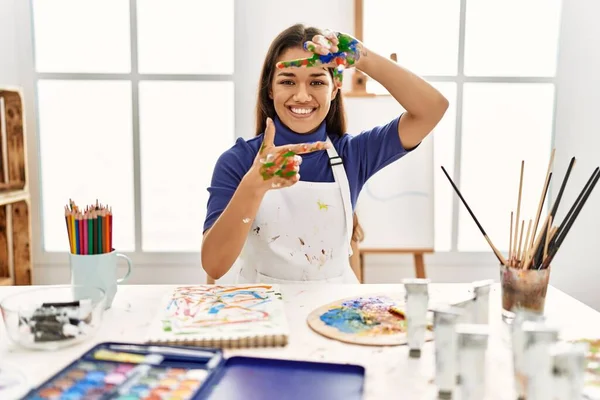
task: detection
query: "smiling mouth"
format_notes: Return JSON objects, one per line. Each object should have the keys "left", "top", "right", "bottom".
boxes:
{"left": 287, "top": 106, "right": 316, "bottom": 118}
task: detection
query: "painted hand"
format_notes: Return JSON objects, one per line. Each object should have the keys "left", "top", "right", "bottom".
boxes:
{"left": 249, "top": 117, "right": 330, "bottom": 190}
{"left": 275, "top": 30, "right": 363, "bottom": 87}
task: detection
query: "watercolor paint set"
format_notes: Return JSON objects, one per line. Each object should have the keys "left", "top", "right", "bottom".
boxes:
{"left": 22, "top": 341, "right": 365, "bottom": 400}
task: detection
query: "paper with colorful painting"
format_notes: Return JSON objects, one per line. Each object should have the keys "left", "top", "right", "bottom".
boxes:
{"left": 569, "top": 338, "right": 600, "bottom": 399}
{"left": 145, "top": 285, "right": 289, "bottom": 348}
{"left": 307, "top": 295, "right": 434, "bottom": 346}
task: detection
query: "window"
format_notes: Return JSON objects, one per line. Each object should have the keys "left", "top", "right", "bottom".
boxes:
{"left": 359, "top": 0, "right": 562, "bottom": 252}
{"left": 31, "top": 0, "right": 235, "bottom": 256}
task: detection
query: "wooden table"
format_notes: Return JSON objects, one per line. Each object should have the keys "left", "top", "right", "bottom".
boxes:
{"left": 1, "top": 283, "right": 599, "bottom": 399}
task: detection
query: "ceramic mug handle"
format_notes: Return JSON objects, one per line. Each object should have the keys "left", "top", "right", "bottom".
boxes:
{"left": 116, "top": 253, "right": 132, "bottom": 284}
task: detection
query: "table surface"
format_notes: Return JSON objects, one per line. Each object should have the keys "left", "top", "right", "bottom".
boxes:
{"left": 1, "top": 283, "right": 599, "bottom": 400}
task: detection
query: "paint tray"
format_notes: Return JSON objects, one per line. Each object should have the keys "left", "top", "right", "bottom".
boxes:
{"left": 197, "top": 355, "right": 365, "bottom": 400}
{"left": 21, "top": 341, "right": 365, "bottom": 400}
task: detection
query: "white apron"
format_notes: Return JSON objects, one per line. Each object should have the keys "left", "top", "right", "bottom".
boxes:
{"left": 237, "top": 138, "right": 359, "bottom": 284}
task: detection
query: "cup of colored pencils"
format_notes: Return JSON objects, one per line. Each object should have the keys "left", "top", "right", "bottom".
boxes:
{"left": 441, "top": 149, "right": 600, "bottom": 320}
{"left": 64, "top": 199, "right": 113, "bottom": 255}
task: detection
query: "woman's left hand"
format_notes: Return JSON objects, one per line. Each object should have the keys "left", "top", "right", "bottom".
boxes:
{"left": 275, "top": 30, "right": 365, "bottom": 87}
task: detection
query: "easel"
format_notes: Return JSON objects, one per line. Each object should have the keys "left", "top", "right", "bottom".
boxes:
{"left": 358, "top": 248, "right": 434, "bottom": 282}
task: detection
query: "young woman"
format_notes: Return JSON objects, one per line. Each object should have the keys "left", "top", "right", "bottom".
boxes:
{"left": 202, "top": 24, "right": 448, "bottom": 283}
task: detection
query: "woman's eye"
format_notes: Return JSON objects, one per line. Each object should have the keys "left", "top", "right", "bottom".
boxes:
{"left": 278, "top": 80, "right": 294, "bottom": 85}
{"left": 311, "top": 81, "right": 325, "bottom": 86}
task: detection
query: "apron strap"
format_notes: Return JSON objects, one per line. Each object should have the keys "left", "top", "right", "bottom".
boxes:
{"left": 325, "top": 137, "right": 354, "bottom": 256}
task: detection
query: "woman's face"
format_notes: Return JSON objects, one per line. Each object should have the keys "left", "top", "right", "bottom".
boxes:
{"left": 270, "top": 47, "right": 338, "bottom": 134}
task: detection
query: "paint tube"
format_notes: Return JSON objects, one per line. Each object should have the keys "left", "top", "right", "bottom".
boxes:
{"left": 451, "top": 294, "right": 475, "bottom": 323}
{"left": 431, "top": 305, "right": 464, "bottom": 399}
{"left": 456, "top": 323, "right": 489, "bottom": 400}
{"left": 521, "top": 321, "right": 559, "bottom": 400}
{"left": 403, "top": 278, "right": 430, "bottom": 358}
{"left": 510, "top": 308, "right": 546, "bottom": 399}
{"left": 551, "top": 341, "right": 588, "bottom": 400}
{"left": 472, "top": 279, "right": 493, "bottom": 325}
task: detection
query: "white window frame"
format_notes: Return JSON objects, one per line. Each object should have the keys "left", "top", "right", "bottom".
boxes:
{"left": 16, "top": 0, "right": 238, "bottom": 268}
{"left": 358, "top": 0, "right": 558, "bottom": 258}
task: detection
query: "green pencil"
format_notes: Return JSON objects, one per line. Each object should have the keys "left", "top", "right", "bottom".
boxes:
{"left": 89, "top": 216, "right": 95, "bottom": 255}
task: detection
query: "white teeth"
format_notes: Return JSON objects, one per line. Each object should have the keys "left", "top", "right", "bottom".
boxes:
{"left": 290, "top": 107, "right": 315, "bottom": 115}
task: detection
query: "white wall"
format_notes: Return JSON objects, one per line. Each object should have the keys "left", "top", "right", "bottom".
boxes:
{"left": 549, "top": 0, "right": 600, "bottom": 310}
{"left": 0, "top": 0, "right": 20, "bottom": 87}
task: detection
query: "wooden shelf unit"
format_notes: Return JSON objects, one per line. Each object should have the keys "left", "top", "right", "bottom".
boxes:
{"left": 0, "top": 88, "right": 33, "bottom": 286}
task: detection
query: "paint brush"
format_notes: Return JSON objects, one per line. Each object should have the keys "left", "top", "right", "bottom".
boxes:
{"left": 542, "top": 167, "right": 600, "bottom": 268}
{"left": 441, "top": 166, "right": 507, "bottom": 265}
{"left": 532, "top": 157, "right": 576, "bottom": 267}
{"left": 529, "top": 149, "right": 555, "bottom": 249}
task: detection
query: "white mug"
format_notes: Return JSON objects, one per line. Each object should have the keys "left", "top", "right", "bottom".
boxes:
{"left": 69, "top": 250, "right": 132, "bottom": 309}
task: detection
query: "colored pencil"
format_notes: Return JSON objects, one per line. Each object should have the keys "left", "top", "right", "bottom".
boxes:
{"left": 64, "top": 200, "right": 114, "bottom": 255}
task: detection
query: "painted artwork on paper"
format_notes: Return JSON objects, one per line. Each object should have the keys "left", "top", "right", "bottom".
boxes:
{"left": 571, "top": 338, "right": 600, "bottom": 398}
{"left": 159, "top": 285, "right": 286, "bottom": 336}
{"left": 307, "top": 295, "right": 434, "bottom": 346}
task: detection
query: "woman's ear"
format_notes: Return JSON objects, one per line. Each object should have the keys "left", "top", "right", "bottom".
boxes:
{"left": 331, "top": 84, "right": 339, "bottom": 101}
{"left": 269, "top": 88, "right": 273, "bottom": 100}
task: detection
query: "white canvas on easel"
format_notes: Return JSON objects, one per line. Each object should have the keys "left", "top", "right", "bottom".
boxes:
{"left": 345, "top": 96, "right": 435, "bottom": 250}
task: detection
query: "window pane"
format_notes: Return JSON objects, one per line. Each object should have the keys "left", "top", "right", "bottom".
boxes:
{"left": 363, "top": 0, "right": 461, "bottom": 76}
{"left": 137, "top": 0, "right": 234, "bottom": 74}
{"left": 464, "top": 0, "right": 562, "bottom": 76}
{"left": 37, "top": 80, "right": 135, "bottom": 252}
{"left": 431, "top": 83, "right": 458, "bottom": 252}
{"left": 139, "top": 81, "right": 234, "bottom": 251}
{"left": 458, "top": 83, "right": 555, "bottom": 252}
{"left": 32, "top": 0, "right": 131, "bottom": 73}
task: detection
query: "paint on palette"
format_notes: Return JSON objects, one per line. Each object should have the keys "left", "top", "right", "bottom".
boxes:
{"left": 162, "top": 285, "right": 283, "bottom": 334}
{"left": 25, "top": 360, "right": 208, "bottom": 400}
{"left": 319, "top": 296, "right": 409, "bottom": 335}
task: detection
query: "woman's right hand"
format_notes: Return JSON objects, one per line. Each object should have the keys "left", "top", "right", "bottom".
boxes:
{"left": 241, "top": 117, "right": 330, "bottom": 194}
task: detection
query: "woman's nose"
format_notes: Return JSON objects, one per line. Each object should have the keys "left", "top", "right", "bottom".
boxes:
{"left": 293, "top": 85, "right": 312, "bottom": 102}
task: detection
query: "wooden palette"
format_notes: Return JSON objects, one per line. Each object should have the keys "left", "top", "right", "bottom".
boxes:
{"left": 307, "top": 294, "right": 434, "bottom": 346}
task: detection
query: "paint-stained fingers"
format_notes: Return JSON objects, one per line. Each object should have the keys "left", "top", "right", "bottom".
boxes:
{"left": 259, "top": 152, "right": 300, "bottom": 180}
{"left": 322, "top": 30, "right": 339, "bottom": 47}
{"left": 314, "top": 33, "right": 338, "bottom": 53}
{"left": 285, "top": 141, "right": 331, "bottom": 155}
{"left": 303, "top": 40, "right": 330, "bottom": 56}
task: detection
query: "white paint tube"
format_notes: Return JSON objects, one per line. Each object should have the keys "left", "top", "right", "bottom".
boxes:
{"left": 472, "top": 279, "right": 493, "bottom": 325}
{"left": 431, "top": 305, "right": 464, "bottom": 399}
{"left": 456, "top": 323, "right": 489, "bottom": 400}
{"left": 403, "top": 278, "right": 430, "bottom": 358}
{"left": 522, "top": 321, "right": 560, "bottom": 400}
{"left": 551, "top": 341, "right": 588, "bottom": 400}
{"left": 511, "top": 308, "right": 546, "bottom": 399}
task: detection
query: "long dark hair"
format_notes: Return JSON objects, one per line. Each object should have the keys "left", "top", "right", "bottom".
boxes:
{"left": 254, "top": 23, "right": 347, "bottom": 136}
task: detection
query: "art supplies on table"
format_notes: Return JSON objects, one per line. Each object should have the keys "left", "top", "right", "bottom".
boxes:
{"left": 441, "top": 152, "right": 599, "bottom": 322}
{"left": 65, "top": 199, "right": 113, "bottom": 255}
{"left": 22, "top": 341, "right": 366, "bottom": 400}
{"left": 19, "top": 299, "right": 94, "bottom": 344}
{"left": 145, "top": 285, "right": 290, "bottom": 348}
{"left": 306, "top": 294, "right": 434, "bottom": 346}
